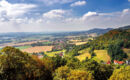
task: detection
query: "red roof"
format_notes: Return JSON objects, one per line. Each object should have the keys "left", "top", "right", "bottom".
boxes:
{"left": 107, "top": 61, "right": 111, "bottom": 64}
{"left": 114, "top": 60, "right": 124, "bottom": 64}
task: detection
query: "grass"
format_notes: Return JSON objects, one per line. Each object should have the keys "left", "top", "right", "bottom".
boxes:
{"left": 45, "top": 50, "right": 66, "bottom": 57}
{"left": 16, "top": 46, "right": 32, "bottom": 50}
{"left": 42, "top": 41, "right": 52, "bottom": 44}
{"left": 93, "top": 50, "right": 110, "bottom": 63}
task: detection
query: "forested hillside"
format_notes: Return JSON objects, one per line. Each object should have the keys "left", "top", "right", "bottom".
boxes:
{"left": 67, "top": 26, "right": 130, "bottom": 61}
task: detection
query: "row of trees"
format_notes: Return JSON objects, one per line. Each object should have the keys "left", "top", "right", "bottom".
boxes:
{"left": 108, "top": 42, "right": 128, "bottom": 61}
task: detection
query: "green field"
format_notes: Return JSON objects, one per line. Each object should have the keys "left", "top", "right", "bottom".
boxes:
{"left": 16, "top": 46, "right": 32, "bottom": 50}
{"left": 42, "top": 41, "right": 52, "bottom": 44}
{"left": 45, "top": 50, "right": 66, "bottom": 57}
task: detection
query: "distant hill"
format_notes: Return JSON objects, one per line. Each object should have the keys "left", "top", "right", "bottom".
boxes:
{"left": 89, "top": 25, "right": 130, "bottom": 49}
{"left": 118, "top": 25, "right": 130, "bottom": 30}
{"left": 86, "top": 28, "right": 113, "bottom": 35}
{"left": 51, "top": 28, "right": 113, "bottom": 37}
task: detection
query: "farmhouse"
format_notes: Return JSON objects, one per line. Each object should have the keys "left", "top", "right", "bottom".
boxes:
{"left": 114, "top": 60, "right": 124, "bottom": 65}
{"left": 107, "top": 61, "right": 111, "bottom": 64}
{"left": 126, "top": 60, "right": 130, "bottom": 65}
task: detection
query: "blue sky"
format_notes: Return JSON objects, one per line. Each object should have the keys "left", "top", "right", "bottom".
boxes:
{"left": 0, "top": 0, "right": 130, "bottom": 32}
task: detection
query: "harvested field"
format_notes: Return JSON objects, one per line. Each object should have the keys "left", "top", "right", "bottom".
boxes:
{"left": 76, "top": 53, "right": 91, "bottom": 61}
{"left": 75, "top": 42, "right": 87, "bottom": 45}
{"left": 0, "top": 40, "right": 48, "bottom": 47}
{"left": 76, "top": 48, "right": 91, "bottom": 61}
{"left": 77, "top": 49, "right": 110, "bottom": 62}
{"left": 93, "top": 50, "right": 110, "bottom": 62}
{"left": 22, "top": 46, "right": 53, "bottom": 53}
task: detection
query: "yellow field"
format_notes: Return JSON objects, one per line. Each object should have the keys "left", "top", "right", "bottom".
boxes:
{"left": 93, "top": 50, "right": 110, "bottom": 62}
{"left": 22, "top": 46, "right": 53, "bottom": 53}
{"left": 75, "top": 42, "right": 87, "bottom": 45}
{"left": 78, "top": 48, "right": 90, "bottom": 53}
{"left": 76, "top": 48, "right": 91, "bottom": 61}
{"left": 76, "top": 53, "right": 91, "bottom": 61}
{"left": 77, "top": 49, "right": 110, "bottom": 62}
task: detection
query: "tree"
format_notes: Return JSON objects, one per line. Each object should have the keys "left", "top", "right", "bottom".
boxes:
{"left": 42, "top": 57, "right": 55, "bottom": 72}
{"left": 52, "top": 55, "right": 67, "bottom": 69}
{"left": 53, "top": 66, "right": 94, "bottom": 80}
{"left": 68, "top": 70, "right": 94, "bottom": 80}
{"left": 53, "top": 66, "right": 70, "bottom": 80}
{"left": 82, "top": 60, "right": 114, "bottom": 80}
{"left": 0, "top": 46, "right": 51, "bottom": 80}
{"left": 66, "top": 57, "right": 81, "bottom": 69}
{"left": 95, "top": 64, "right": 113, "bottom": 80}
{"left": 109, "top": 66, "right": 130, "bottom": 80}
{"left": 108, "top": 44, "right": 127, "bottom": 61}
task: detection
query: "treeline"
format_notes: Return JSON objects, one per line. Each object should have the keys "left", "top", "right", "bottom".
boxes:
{"left": 0, "top": 46, "right": 129, "bottom": 80}
{"left": 31, "top": 42, "right": 52, "bottom": 46}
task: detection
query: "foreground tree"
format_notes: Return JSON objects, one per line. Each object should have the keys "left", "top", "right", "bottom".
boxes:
{"left": 82, "top": 60, "right": 113, "bottom": 80}
{"left": 68, "top": 70, "right": 94, "bottom": 80}
{"left": 0, "top": 46, "right": 51, "bottom": 80}
{"left": 53, "top": 66, "right": 94, "bottom": 80}
{"left": 53, "top": 66, "right": 70, "bottom": 80}
{"left": 109, "top": 66, "right": 130, "bottom": 80}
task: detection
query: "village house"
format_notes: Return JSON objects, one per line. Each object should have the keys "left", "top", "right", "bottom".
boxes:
{"left": 126, "top": 60, "right": 130, "bottom": 65}
{"left": 107, "top": 61, "right": 111, "bottom": 64}
{"left": 114, "top": 60, "right": 124, "bottom": 65}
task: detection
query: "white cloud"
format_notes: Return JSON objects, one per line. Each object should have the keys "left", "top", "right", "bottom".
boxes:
{"left": 43, "top": 9, "right": 66, "bottom": 19}
{"left": 39, "top": 0, "right": 74, "bottom": 5}
{"left": 70, "top": 1, "right": 86, "bottom": 7}
{"left": 0, "top": 7, "right": 130, "bottom": 32}
{"left": 128, "top": 0, "right": 130, "bottom": 2}
{"left": 123, "top": 8, "right": 129, "bottom": 13}
{"left": 0, "top": 0, "right": 37, "bottom": 19}
{"left": 81, "top": 12, "right": 98, "bottom": 20}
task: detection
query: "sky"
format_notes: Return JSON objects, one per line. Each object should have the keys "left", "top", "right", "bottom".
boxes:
{"left": 0, "top": 0, "right": 130, "bottom": 32}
